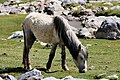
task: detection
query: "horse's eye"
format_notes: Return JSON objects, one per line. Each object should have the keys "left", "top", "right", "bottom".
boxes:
{"left": 80, "top": 56, "right": 83, "bottom": 60}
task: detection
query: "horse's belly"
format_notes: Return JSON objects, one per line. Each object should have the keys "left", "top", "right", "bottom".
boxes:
{"left": 31, "top": 25, "right": 59, "bottom": 43}
{"left": 36, "top": 30, "right": 58, "bottom": 43}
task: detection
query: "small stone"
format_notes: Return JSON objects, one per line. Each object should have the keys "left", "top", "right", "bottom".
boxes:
{"left": 107, "top": 74, "right": 118, "bottom": 80}
{"left": 94, "top": 73, "right": 106, "bottom": 79}
{"left": 88, "top": 65, "right": 95, "bottom": 70}
{"left": 1, "top": 53, "right": 7, "bottom": 56}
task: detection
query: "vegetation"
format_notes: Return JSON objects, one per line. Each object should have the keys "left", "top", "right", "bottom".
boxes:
{"left": 87, "top": 2, "right": 120, "bottom": 16}
{"left": 72, "top": 9, "right": 82, "bottom": 17}
{"left": 0, "top": 14, "right": 120, "bottom": 79}
{"left": 63, "top": 3, "right": 80, "bottom": 9}
{"left": 62, "top": 1, "right": 120, "bottom": 17}
{"left": 0, "top": 0, "right": 6, "bottom": 3}
{"left": 86, "top": 1, "right": 120, "bottom": 9}
{"left": 95, "top": 9, "right": 120, "bottom": 17}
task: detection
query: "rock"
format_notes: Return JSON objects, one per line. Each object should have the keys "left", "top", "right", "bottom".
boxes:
{"left": 1, "top": 53, "right": 7, "bottom": 56}
{"left": 2, "top": 74, "right": 17, "bottom": 80}
{"left": 111, "top": 6, "right": 120, "bottom": 10}
{"left": 88, "top": 65, "right": 95, "bottom": 70}
{"left": 107, "top": 74, "right": 118, "bottom": 80}
{"left": 80, "top": 16, "right": 106, "bottom": 38}
{"left": 71, "top": 5, "right": 86, "bottom": 11}
{"left": 103, "top": 2, "right": 113, "bottom": 6}
{"left": 9, "top": 9, "right": 21, "bottom": 14}
{"left": 40, "top": 41, "right": 52, "bottom": 49}
{"left": 97, "top": 6, "right": 108, "bottom": 12}
{"left": 27, "top": 76, "right": 43, "bottom": 80}
{"left": 63, "top": 75, "right": 75, "bottom": 80}
{"left": 61, "top": 0, "right": 86, "bottom": 5}
{"left": 26, "top": 5, "right": 36, "bottom": 13}
{"left": 0, "top": 13, "right": 9, "bottom": 16}
{"left": 99, "top": 78, "right": 109, "bottom": 80}
{"left": 95, "top": 16, "right": 120, "bottom": 39}
{"left": 79, "top": 27, "right": 95, "bottom": 38}
{"left": 7, "top": 31, "right": 23, "bottom": 39}
{"left": 19, "top": 68, "right": 44, "bottom": 80}
{"left": 43, "top": 77, "right": 60, "bottom": 80}
{"left": 62, "top": 10, "right": 70, "bottom": 16}
{"left": 94, "top": 73, "right": 106, "bottom": 79}
{"left": 44, "top": 0, "right": 64, "bottom": 15}
{"left": 62, "top": 75, "right": 88, "bottom": 80}
{"left": 81, "top": 16, "right": 107, "bottom": 29}
{"left": 81, "top": 16, "right": 120, "bottom": 39}
{"left": 0, "top": 77, "right": 3, "bottom": 80}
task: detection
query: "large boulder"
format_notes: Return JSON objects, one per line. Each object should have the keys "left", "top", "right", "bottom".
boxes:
{"left": 79, "top": 16, "right": 107, "bottom": 38}
{"left": 95, "top": 16, "right": 120, "bottom": 39}
{"left": 81, "top": 16, "right": 107, "bottom": 30}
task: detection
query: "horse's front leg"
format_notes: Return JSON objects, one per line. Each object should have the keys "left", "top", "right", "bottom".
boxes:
{"left": 46, "top": 43, "right": 58, "bottom": 71}
{"left": 61, "top": 45, "right": 69, "bottom": 71}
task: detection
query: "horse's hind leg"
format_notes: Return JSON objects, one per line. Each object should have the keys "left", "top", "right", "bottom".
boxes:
{"left": 61, "top": 45, "right": 69, "bottom": 71}
{"left": 23, "top": 28, "right": 36, "bottom": 69}
{"left": 46, "top": 43, "right": 57, "bottom": 71}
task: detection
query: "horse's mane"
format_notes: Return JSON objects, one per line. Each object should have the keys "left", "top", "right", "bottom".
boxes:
{"left": 54, "top": 16, "right": 81, "bottom": 59}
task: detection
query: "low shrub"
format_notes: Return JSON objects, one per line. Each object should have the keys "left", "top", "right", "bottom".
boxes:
{"left": 63, "top": 3, "right": 80, "bottom": 9}
{"left": 72, "top": 9, "right": 81, "bottom": 17}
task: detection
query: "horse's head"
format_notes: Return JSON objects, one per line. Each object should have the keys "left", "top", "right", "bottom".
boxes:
{"left": 73, "top": 45, "right": 88, "bottom": 73}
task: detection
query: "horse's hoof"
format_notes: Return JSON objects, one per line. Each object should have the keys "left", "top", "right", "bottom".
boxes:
{"left": 46, "top": 69, "right": 51, "bottom": 72}
{"left": 29, "top": 65, "right": 32, "bottom": 70}
{"left": 62, "top": 65, "right": 69, "bottom": 71}
{"left": 24, "top": 65, "right": 32, "bottom": 70}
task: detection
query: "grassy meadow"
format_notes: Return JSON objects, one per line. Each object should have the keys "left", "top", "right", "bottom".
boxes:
{"left": 0, "top": 14, "right": 120, "bottom": 79}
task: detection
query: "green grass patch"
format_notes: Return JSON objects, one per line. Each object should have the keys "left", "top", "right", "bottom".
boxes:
{"left": 0, "top": 14, "right": 120, "bottom": 79}
{"left": 0, "top": 14, "right": 26, "bottom": 39}
{"left": 0, "top": 0, "right": 7, "bottom": 3}
{"left": 95, "top": 9, "right": 120, "bottom": 17}
{"left": 86, "top": 2, "right": 112, "bottom": 10}
{"left": 87, "top": 1, "right": 120, "bottom": 9}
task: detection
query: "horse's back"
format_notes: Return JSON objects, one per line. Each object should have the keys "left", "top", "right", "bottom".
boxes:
{"left": 23, "top": 12, "right": 59, "bottom": 43}
{"left": 24, "top": 12, "right": 54, "bottom": 26}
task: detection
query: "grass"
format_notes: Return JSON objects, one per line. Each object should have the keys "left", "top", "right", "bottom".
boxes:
{"left": 88, "top": 1, "right": 120, "bottom": 17}
{"left": 63, "top": 3, "right": 80, "bottom": 9}
{"left": 0, "top": 14, "right": 120, "bottom": 79}
{"left": 95, "top": 9, "right": 120, "bottom": 17}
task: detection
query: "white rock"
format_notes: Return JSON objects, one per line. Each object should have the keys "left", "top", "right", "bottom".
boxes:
{"left": 107, "top": 74, "right": 118, "bottom": 80}
{"left": 19, "top": 68, "right": 43, "bottom": 80}
{"left": 0, "top": 77, "right": 3, "bottom": 80}
{"left": 7, "top": 31, "right": 23, "bottom": 39}
{"left": 42, "top": 77, "right": 60, "bottom": 80}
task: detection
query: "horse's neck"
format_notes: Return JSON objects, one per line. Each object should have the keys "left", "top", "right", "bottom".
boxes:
{"left": 62, "top": 29, "right": 81, "bottom": 58}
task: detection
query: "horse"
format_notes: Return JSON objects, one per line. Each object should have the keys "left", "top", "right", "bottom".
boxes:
{"left": 22, "top": 12, "right": 88, "bottom": 73}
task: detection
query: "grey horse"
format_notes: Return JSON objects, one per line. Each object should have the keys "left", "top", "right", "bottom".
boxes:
{"left": 22, "top": 12, "right": 88, "bottom": 73}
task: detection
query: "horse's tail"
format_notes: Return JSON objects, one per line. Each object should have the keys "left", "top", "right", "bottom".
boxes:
{"left": 54, "top": 16, "right": 69, "bottom": 40}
